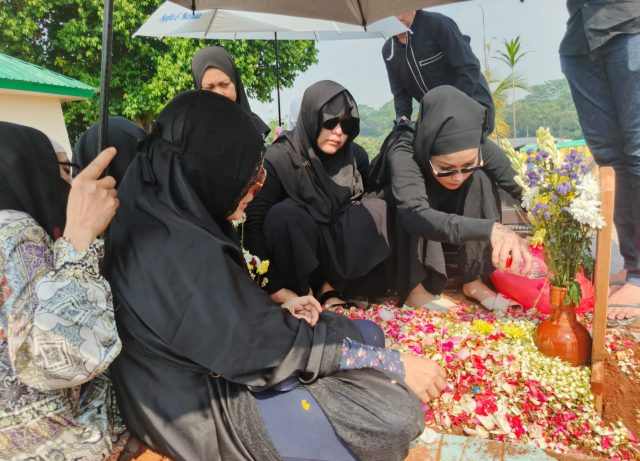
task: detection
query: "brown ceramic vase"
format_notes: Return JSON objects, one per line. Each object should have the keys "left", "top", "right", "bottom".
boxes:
{"left": 534, "top": 285, "right": 591, "bottom": 366}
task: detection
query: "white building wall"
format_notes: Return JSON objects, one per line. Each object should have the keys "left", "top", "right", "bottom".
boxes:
{"left": 0, "top": 91, "right": 74, "bottom": 156}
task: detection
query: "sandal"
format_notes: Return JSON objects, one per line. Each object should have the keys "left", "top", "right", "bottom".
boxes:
{"left": 318, "top": 290, "right": 357, "bottom": 309}
{"left": 606, "top": 303, "right": 640, "bottom": 327}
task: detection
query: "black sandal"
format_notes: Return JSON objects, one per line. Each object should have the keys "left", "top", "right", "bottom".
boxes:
{"left": 319, "top": 290, "right": 357, "bottom": 309}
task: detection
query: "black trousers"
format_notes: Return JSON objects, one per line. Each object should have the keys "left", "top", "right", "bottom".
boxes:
{"left": 393, "top": 169, "right": 501, "bottom": 298}
{"left": 263, "top": 197, "right": 392, "bottom": 296}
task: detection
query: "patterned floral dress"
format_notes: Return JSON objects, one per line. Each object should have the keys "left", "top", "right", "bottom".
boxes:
{"left": 0, "top": 210, "right": 125, "bottom": 460}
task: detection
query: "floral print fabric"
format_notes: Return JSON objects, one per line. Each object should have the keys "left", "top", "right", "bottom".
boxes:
{"left": 0, "top": 210, "right": 124, "bottom": 460}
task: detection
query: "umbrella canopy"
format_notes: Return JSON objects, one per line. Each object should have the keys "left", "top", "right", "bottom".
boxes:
{"left": 135, "top": 2, "right": 407, "bottom": 40}
{"left": 168, "top": 0, "right": 466, "bottom": 26}
{"left": 134, "top": 1, "right": 408, "bottom": 125}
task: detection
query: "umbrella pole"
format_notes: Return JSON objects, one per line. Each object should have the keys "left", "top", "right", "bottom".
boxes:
{"left": 274, "top": 32, "right": 282, "bottom": 127}
{"left": 98, "top": 0, "right": 114, "bottom": 151}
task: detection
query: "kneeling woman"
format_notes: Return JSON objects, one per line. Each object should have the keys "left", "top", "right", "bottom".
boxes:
{"left": 245, "top": 80, "right": 391, "bottom": 306}
{"left": 108, "top": 91, "right": 443, "bottom": 461}
{"left": 387, "top": 86, "right": 531, "bottom": 310}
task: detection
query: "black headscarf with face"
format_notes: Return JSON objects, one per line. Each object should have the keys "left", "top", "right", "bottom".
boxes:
{"left": 0, "top": 122, "right": 69, "bottom": 238}
{"left": 108, "top": 90, "right": 352, "bottom": 387}
{"left": 192, "top": 45, "right": 270, "bottom": 137}
{"left": 266, "top": 80, "right": 363, "bottom": 223}
{"left": 413, "top": 85, "right": 488, "bottom": 170}
{"left": 73, "top": 116, "right": 147, "bottom": 184}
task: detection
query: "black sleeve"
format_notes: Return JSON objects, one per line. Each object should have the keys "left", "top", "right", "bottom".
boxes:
{"left": 244, "top": 160, "right": 288, "bottom": 294}
{"left": 481, "top": 139, "right": 522, "bottom": 201}
{"left": 389, "top": 131, "right": 495, "bottom": 244}
{"left": 382, "top": 41, "right": 413, "bottom": 120}
{"left": 435, "top": 16, "right": 483, "bottom": 99}
{"left": 352, "top": 142, "right": 371, "bottom": 190}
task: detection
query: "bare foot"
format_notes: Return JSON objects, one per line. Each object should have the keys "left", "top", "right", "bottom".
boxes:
{"left": 462, "top": 279, "right": 498, "bottom": 303}
{"left": 404, "top": 283, "right": 437, "bottom": 308}
{"left": 607, "top": 283, "right": 640, "bottom": 320}
{"left": 609, "top": 269, "right": 627, "bottom": 296}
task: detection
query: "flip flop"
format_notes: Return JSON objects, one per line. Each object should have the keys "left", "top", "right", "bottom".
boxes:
{"left": 606, "top": 303, "right": 640, "bottom": 327}
{"left": 479, "top": 294, "right": 520, "bottom": 314}
{"left": 318, "top": 289, "right": 357, "bottom": 309}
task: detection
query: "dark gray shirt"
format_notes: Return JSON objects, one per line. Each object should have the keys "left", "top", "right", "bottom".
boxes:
{"left": 560, "top": 0, "right": 640, "bottom": 55}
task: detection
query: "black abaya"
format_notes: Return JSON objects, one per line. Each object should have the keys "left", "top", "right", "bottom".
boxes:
{"left": 108, "top": 91, "right": 422, "bottom": 461}
{"left": 244, "top": 81, "right": 392, "bottom": 296}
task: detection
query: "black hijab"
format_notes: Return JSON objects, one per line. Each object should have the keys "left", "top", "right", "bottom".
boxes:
{"left": 74, "top": 116, "right": 147, "bottom": 183}
{"left": 108, "top": 90, "right": 352, "bottom": 388}
{"left": 191, "top": 46, "right": 270, "bottom": 137}
{"left": 413, "top": 85, "right": 488, "bottom": 170}
{"left": 0, "top": 122, "right": 69, "bottom": 238}
{"left": 266, "top": 80, "right": 364, "bottom": 223}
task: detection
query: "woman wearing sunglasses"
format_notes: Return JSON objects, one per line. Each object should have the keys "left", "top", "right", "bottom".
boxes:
{"left": 107, "top": 91, "right": 435, "bottom": 461}
{"left": 245, "top": 80, "right": 392, "bottom": 308}
{"left": 386, "top": 85, "right": 531, "bottom": 311}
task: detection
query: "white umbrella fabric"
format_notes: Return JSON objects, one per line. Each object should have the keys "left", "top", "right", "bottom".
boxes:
{"left": 168, "top": 0, "right": 466, "bottom": 26}
{"left": 135, "top": 1, "right": 407, "bottom": 124}
{"left": 135, "top": 2, "right": 406, "bottom": 40}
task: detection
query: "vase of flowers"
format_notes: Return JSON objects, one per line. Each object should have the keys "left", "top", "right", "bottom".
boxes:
{"left": 503, "top": 128, "right": 604, "bottom": 366}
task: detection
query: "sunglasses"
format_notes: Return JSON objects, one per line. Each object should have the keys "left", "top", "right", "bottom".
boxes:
{"left": 429, "top": 149, "right": 483, "bottom": 178}
{"left": 321, "top": 116, "right": 359, "bottom": 137}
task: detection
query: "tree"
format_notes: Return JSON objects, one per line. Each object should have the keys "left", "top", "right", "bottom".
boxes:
{"left": 495, "top": 36, "right": 529, "bottom": 137}
{"left": 0, "top": 0, "right": 318, "bottom": 141}
{"left": 506, "top": 79, "right": 583, "bottom": 140}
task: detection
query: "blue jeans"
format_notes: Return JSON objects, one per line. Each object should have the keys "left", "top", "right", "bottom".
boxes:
{"left": 255, "top": 319, "right": 385, "bottom": 461}
{"left": 561, "top": 33, "right": 640, "bottom": 287}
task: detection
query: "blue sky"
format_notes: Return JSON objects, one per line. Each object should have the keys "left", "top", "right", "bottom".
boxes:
{"left": 249, "top": 0, "right": 569, "bottom": 125}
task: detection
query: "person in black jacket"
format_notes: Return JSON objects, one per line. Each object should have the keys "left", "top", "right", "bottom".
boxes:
{"left": 382, "top": 10, "right": 494, "bottom": 133}
{"left": 386, "top": 86, "right": 530, "bottom": 312}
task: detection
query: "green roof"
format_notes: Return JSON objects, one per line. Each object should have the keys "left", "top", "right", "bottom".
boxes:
{"left": 0, "top": 53, "right": 95, "bottom": 99}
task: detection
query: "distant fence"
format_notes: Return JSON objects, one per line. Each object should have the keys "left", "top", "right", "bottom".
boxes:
{"left": 519, "top": 139, "right": 591, "bottom": 158}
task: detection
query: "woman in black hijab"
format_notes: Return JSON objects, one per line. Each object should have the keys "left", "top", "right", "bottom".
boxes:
{"left": 107, "top": 90, "right": 440, "bottom": 461}
{"left": 244, "top": 80, "right": 392, "bottom": 307}
{"left": 0, "top": 122, "right": 123, "bottom": 459}
{"left": 385, "top": 85, "right": 531, "bottom": 311}
{"left": 192, "top": 45, "right": 270, "bottom": 137}
{"left": 74, "top": 116, "right": 147, "bottom": 183}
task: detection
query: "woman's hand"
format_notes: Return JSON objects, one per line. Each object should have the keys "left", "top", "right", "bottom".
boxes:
{"left": 270, "top": 288, "right": 299, "bottom": 304}
{"left": 400, "top": 353, "right": 446, "bottom": 403}
{"left": 281, "top": 295, "right": 323, "bottom": 327}
{"left": 63, "top": 148, "right": 119, "bottom": 251}
{"left": 490, "top": 222, "right": 532, "bottom": 275}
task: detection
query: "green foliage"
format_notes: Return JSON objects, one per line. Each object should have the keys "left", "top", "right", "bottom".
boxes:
{"left": 493, "top": 36, "right": 529, "bottom": 138}
{"left": 506, "top": 79, "right": 583, "bottom": 139}
{"left": 357, "top": 100, "right": 419, "bottom": 157}
{"left": 0, "top": 0, "right": 318, "bottom": 142}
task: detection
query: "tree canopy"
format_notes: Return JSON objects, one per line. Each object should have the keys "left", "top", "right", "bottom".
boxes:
{"left": 506, "top": 79, "right": 583, "bottom": 140}
{"left": 0, "top": 0, "right": 318, "bottom": 140}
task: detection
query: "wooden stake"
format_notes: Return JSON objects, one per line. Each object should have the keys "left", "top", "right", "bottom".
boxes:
{"left": 591, "top": 166, "right": 615, "bottom": 414}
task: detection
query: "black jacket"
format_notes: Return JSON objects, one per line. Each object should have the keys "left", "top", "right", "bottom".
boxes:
{"left": 382, "top": 11, "right": 494, "bottom": 133}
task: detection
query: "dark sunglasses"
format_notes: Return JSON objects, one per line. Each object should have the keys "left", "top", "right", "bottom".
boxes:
{"left": 429, "top": 149, "right": 483, "bottom": 178}
{"left": 321, "top": 116, "right": 358, "bottom": 137}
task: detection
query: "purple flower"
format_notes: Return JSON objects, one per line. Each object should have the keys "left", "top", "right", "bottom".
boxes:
{"left": 556, "top": 182, "right": 572, "bottom": 196}
{"left": 532, "top": 202, "right": 550, "bottom": 220}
